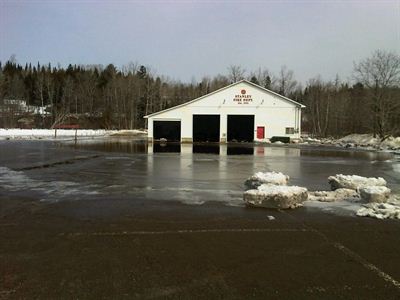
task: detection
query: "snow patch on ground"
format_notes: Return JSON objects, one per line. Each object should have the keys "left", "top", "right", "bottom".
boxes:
{"left": 337, "top": 134, "right": 379, "bottom": 146}
{"left": 303, "top": 137, "right": 322, "bottom": 143}
{"left": 356, "top": 203, "right": 400, "bottom": 220}
{"left": 356, "top": 196, "right": 400, "bottom": 219}
{"left": 305, "top": 185, "right": 400, "bottom": 220}
{"left": 0, "top": 129, "right": 146, "bottom": 140}
{"left": 337, "top": 134, "right": 400, "bottom": 150}
{"left": 301, "top": 134, "right": 400, "bottom": 152}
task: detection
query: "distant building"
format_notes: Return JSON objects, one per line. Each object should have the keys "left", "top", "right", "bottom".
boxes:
{"left": 144, "top": 80, "right": 305, "bottom": 143}
{"left": 1, "top": 99, "right": 50, "bottom": 116}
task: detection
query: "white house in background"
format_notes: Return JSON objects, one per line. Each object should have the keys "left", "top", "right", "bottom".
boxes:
{"left": 144, "top": 80, "right": 305, "bottom": 143}
{"left": 1, "top": 99, "right": 50, "bottom": 115}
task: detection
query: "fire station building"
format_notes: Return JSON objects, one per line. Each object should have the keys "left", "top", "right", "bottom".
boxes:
{"left": 144, "top": 80, "right": 304, "bottom": 143}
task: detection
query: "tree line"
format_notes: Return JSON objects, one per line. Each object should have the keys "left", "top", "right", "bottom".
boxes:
{"left": 0, "top": 50, "right": 399, "bottom": 139}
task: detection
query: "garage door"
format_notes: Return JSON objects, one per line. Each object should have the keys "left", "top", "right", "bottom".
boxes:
{"left": 227, "top": 115, "right": 254, "bottom": 142}
{"left": 153, "top": 121, "right": 181, "bottom": 142}
{"left": 193, "top": 115, "right": 220, "bottom": 142}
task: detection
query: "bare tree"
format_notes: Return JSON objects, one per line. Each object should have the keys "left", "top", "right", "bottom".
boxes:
{"left": 278, "top": 65, "right": 298, "bottom": 97}
{"left": 227, "top": 65, "right": 246, "bottom": 83}
{"left": 249, "top": 67, "right": 277, "bottom": 90}
{"left": 304, "top": 76, "right": 331, "bottom": 137}
{"left": 353, "top": 50, "right": 400, "bottom": 138}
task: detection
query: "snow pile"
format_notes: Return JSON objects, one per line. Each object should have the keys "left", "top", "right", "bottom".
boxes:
{"left": 357, "top": 199, "right": 400, "bottom": 220}
{"left": 260, "top": 138, "right": 271, "bottom": 144}
{"left": 109, "top": 129, "right": 147, "bottom": 136}
{"left": 290, "top": 138, "right": 302, "bottom": 144}
{"left": 243, "top": 171, "right": 308, "bottom": 209}
{"left": 328, "top": 174, "right": 386, "bottom": 191}
{"left": 382, "top": 136, "right": 400, "bottom": 150}
{"left": 308, "top": 188, "right": 359, "bottom": 202}
{"left": 244, "top": 185, "right": 308, "bottom": 209}
{"left": 337, "top": 134, "right": 400, "bottom": 151}
{"left": 305, "top": 173, "right": 400, "bottom": 220}
{"left": 0, "top": 129, "right": 146, "bottom": 140}
{"left": 359, "top": 186, "right": 391, "bottom": 203}
{"left": 299, "top": 134, "right": 400, "bottom": 152}
{"left": 337, "top": 134, "right": 379, "bottom": 146}
{"left": 303, "top": 137, "right": 321, "bottom": 143}
{"left": 244, "top": 171, "right": 289, "bottom": 190}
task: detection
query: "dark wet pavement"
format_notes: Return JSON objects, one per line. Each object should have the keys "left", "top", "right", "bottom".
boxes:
{"left": 1, "top": 139, "right": 400, "bottom": 298}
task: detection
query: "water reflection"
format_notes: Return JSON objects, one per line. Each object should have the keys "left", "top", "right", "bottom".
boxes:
{"left": 153, "top": 143, "right": 181, "bottom": 153}
{"left": 149, "top": 143, "right": 257, "bottom": 155}
{"left": 227, "top": 146, "right": 254, "bottom": 155}
{"left": 193, "top": 144, "right": 220, "bottom": 155}
{"left": 70, "top": 139, "right": 147, "bottom": 153}
{"left": 15, "top": 139, "right": 397, "bottom": 205}
{"left": 67, "top": 138, "right": 394, "bottom": 162}
{"left": 299, "top": 148, "right": 392, "bottom": 161}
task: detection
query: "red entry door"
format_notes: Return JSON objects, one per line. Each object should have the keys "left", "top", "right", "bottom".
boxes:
{"left": 257, "top": 126, "right": 265, "bottom": 139}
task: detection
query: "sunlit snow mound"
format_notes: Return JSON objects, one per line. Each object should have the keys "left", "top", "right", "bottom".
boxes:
{"left": 328, "top": 174, "right": 386, "bottom": 191}
{"left": 357, "top": 197, "right": 400, "bottom": 220}
{"left": 244, "top": 185, "right": 308, "bottom": 209}
{"left": 359, "top": 186, "right": 391, "bottom": 203}
{"left": 244, "top": 171, "right": 289, "bottom": 190}
{"left": 307, "top": 173, "right": 400, "bottom": 220}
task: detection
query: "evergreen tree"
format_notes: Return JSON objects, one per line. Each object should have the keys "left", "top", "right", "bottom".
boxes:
{"left": 250, "top": 76, "right": 259, "bottom": 85}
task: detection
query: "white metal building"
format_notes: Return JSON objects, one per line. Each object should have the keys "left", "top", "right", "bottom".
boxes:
{"left": 144, "top": 80, "right": 305, "bottom": 143}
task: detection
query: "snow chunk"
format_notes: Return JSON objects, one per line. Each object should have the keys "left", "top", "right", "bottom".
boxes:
{"left": 308, "top": 188, "right": 360, "bottom": 202}
{"left": 244, "top": 171, "right": 289, "bottom": 190}
{"left": 251, "top": 172, "right": 289, "bottom": 185}
{"left": 328, "top": 174, "right": 386, "bottom": 191}
{"left": 357, "top": 201, "right": 400, "bottom": 220}
{"left": 359, "top": 186, "right": 391, "bottom": 203}
{"left": 244, "top": 185, "right": 308, "bottom": 209}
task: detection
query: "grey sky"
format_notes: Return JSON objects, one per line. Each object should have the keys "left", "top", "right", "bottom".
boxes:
{"left": 1, "top": 0, "right": 399, "bottom": 84}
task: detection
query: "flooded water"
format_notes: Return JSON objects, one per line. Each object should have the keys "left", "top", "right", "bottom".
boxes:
{"left": 0, "top": 138, "right": 398, "bottom": 207}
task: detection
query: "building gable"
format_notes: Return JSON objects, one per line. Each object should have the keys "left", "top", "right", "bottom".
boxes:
{"left": 144, "top": 80, "right": 304, "bottom": 119}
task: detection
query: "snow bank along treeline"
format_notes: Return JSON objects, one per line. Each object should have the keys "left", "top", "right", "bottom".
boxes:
{"left": 302, "top": 134, "right": 400, "bottom": 152}
{"left": 0, "top": 129, "right": 146, "bottom": 140}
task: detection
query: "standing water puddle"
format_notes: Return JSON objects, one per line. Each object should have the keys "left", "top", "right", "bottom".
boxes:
{"left": 0, "top": 139, "right": 398, "bottom": 208}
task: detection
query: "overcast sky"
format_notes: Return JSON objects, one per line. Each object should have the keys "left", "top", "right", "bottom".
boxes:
{"left": 1, "top": 0, "right": 399, "bottom": 84}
